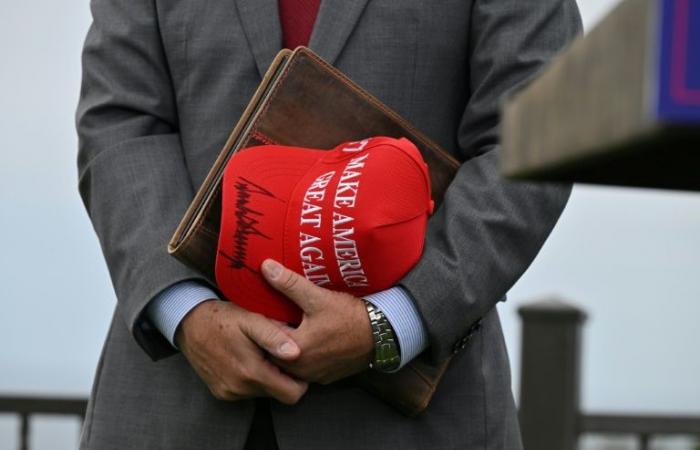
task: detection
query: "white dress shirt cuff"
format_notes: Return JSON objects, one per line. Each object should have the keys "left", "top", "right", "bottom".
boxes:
{"left": 146, "top": 280, "right": 219, "bottom": 348}
{"left": 364, "top": 286, "right": 429, "bottom": 371}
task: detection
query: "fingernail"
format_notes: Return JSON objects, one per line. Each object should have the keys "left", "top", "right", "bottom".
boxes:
{"left": 279, "top": 341, "right": 297, "bottom": 356}
{"left": 263, "top": 259, "right": 283, "bottom": 280}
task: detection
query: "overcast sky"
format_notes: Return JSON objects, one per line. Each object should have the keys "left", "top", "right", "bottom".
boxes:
{"left": 1, "top": 0, "right": 698, "bottom": 448}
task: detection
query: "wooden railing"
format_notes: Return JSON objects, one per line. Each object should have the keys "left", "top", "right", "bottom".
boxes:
{"left": 518, "top": 299, "right": 700, "bottom": 450}
{"left": 0, "top": 396, "right": 86, "bottom": 450}
{"left": 1, "top": 299, "right": 699, "bottom": 450}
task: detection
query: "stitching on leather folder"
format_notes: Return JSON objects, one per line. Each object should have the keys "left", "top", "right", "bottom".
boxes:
{"left": 407, "top": 363, "right": 437, "bottom": 388}
{"left": 249, "top": 60, "right": 296, "bottom": 140}
{"left": 251, "top": 131, "right": 279, "bottom": 146}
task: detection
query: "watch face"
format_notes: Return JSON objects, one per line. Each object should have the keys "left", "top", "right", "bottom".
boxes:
{"left": 375, "top": 342, "right": 401, "bottom": 371}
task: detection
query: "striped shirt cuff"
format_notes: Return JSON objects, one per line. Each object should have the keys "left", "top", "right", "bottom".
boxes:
{"left": 365, "top": 286, "right": 429, "bottom": 371}
{"left": 146, "top": 281, "right": 220, "bottom": 348}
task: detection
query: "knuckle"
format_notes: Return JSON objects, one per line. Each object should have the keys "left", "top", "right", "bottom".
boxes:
{"left": 209, "top": 388, "right": 222, "bottom": 400}
{"left": 279, "top": 389, "right": 304, "bottom": 406}
{"left": 238, "top": 365, "right": 254, "bottom": 383}
{"left": 241, "top": 313, "right": 266, "bottom": 338}
{"left": 261, "top": 322, "right": 281, "bottom": 340}
{"left": 263, "top": 330, "right": 282, "bottom": 350}
{"left": 209, "top": 384, "right": 230, "bottom": 401}
{"left": 281, "top": 270, "right": 299, "bottom": 291}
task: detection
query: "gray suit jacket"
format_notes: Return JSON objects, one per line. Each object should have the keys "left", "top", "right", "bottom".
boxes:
{"left": 76, "top": 0, "right": 581, "bottom": 448}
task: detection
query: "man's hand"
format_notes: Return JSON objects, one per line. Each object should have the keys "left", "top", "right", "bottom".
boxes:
{"left": 261, "top": 259, "right": 375, "bottom": 385}
{"left": 176, "top": 300, "right": 308, "bottom": 405}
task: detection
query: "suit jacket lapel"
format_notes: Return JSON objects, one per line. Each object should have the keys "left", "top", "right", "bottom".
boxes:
{"left": 308, "top": 0, "right": 371, "bottom": 66}
{"left": 235, "top": 0, "right": 282, "bottom": 77}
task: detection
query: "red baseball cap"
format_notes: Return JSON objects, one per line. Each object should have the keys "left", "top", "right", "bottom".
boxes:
{"left": 215, "top": 136, "right": 433, "bottom": 324}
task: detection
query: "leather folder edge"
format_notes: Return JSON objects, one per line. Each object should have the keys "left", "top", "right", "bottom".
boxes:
{"left": 167, "top": 49, "right": 293, "bottom": 258}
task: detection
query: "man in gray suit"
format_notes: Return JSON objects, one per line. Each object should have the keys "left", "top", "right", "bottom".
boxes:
{"left": 76, "top": 0, "right": 581, "bottom": 448}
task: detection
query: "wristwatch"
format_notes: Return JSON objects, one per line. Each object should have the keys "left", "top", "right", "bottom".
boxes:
{"left": 363, "top": 299, "right": 401, "bottom": 372}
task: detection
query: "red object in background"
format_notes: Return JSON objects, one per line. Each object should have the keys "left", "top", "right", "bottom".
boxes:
{"left": 215, "top": 137, "right": 434, "bottom": 324}
{"left": 279, "top": 0, "right": 322, "bottom": 49}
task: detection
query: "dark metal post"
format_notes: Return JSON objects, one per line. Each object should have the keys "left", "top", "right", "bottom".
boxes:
{"left": 518, "top": 299, "right": 587, "bottom": 450}
{"left": 20, "top": 413, "right": 29, "bottom": 450}
{"left": 639, "top": 434, "right": 650, "bottom": 450}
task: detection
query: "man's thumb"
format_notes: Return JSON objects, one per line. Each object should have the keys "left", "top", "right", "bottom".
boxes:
{"left": 261, "top": 259, "right": 318, "bottom": 313}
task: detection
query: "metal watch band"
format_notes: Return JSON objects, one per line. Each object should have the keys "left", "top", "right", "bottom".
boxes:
{"left": 363, "top": 299, "right": 401, "bottom": 372}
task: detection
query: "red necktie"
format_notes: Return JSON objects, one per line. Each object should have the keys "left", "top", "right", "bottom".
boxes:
{"left": 279, "top": 0, "right": 322, "bottom": 49}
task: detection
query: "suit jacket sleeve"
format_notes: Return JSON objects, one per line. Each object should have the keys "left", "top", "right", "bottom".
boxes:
{"left": 399, "top": 0, "right": 583, "bottom": 362}
{"left": 76, "top": 0, "right": 207, "bottom": 360}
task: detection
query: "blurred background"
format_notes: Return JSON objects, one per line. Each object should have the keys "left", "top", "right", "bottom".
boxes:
{"left": 1, "top": 0, "right": 698, "bottom": 449}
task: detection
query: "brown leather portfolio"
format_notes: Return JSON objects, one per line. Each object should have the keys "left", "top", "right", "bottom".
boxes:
{"left": 168, "top": 47, "right": 459, "bottom": 416}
